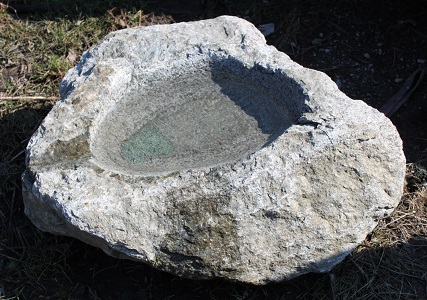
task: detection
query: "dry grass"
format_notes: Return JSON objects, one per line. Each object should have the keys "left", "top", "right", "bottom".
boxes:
{"left": 1, "top": 1, "right": 426, "bottom": 299}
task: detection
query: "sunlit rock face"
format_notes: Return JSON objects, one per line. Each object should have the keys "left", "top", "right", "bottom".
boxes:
{"left": 22, "top": 16, "right": 405, "bottom": 285}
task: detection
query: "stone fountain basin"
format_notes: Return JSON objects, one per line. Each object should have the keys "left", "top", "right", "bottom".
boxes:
{"left": 22, "top": 16, "right": 406, "bottom": 284}
{"left": 91, "top": 57, "right": 301, "bottom": 176}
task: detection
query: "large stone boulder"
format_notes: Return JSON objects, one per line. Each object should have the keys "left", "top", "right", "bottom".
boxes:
{"left": 22, "top": 16, "right": 406, "bottom": 284}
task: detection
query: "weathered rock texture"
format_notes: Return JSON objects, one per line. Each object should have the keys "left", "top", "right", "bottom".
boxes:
{"left": 22, "top": 16, "right": 406, "bottom": 284}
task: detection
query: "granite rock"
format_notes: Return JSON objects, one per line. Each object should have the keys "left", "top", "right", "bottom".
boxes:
{"left": 22, "top": 16, "right": 406, "bottom": 284}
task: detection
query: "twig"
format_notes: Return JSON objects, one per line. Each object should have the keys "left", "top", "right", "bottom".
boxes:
{"left": 82, "top": 34, "right": 91, "bottom": 49}
{"left": 328, "top": 21, "right": 350, "bottom": 35}
{"left": 329, "top": 273, "right": 336, "bottom": 300}
{"left": 0, "top": 96, "right": 59, "bottom": 101}
{"left": 389, "top": 269, "right": 425, "bottom": 280}
{"left": 380, "top": 68, "right": 426, "bottom": 117}
{"left": 10, "top": 149, "right": 26, "bottom": 163}
{"left": 351, "top": 258, "right": 369, "bottom": 280}
{"left": 383, "top": 212, "right": 413, "bottom": 227}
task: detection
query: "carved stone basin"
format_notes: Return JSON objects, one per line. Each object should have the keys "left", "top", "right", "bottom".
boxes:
{"left": 91, "top": 58, "right": 304, "bottom": 175}
{"left": 22, "top": 16, "right": 406, "bottom": 284}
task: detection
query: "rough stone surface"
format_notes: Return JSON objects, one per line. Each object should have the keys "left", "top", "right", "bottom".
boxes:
{"left": 22, "top": 16, "right": 406, "bottom": 284}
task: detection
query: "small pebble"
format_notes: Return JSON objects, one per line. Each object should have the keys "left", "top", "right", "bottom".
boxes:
{"left": 394, "top": 78, "right": 404, "bottom": 83}
{"left": 311, "top": 38, "right": 323, "bottom": 45}
{"left": 363, "top": 53, "right": 370, "bottom": 59}
{"left": 417, "top": 58, "right": 426, "bottom": 64}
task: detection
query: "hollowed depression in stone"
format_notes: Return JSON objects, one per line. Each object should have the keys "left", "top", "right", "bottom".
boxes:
{"left": 91, "top": 59, "right": 305, "bottom": 175}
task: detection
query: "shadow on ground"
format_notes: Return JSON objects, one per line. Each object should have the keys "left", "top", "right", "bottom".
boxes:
{"left": 2, "top": 232, "right": 426, "bottom": 299}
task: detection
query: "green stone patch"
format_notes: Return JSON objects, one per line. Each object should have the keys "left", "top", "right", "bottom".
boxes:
{"left": 120, "top": 125, "right": 175, "bottom": 163}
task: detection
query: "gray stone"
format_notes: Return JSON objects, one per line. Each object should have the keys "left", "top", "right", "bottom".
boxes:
{"left": 22, "top": 16, "right": 406, "bottom": 284}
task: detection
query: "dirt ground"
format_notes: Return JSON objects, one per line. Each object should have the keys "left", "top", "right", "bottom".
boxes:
{"left": 1, "top": 0, "right": 427, "bottom": 299}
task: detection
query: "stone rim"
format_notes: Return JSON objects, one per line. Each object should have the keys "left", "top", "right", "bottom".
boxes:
{"left": 89, "top": 55, "right": 310, "bottom": 176}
